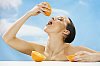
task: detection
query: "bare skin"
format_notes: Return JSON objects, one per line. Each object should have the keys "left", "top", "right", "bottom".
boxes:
{"left": 2, "top": 2, "right": 100, "bottom": 61}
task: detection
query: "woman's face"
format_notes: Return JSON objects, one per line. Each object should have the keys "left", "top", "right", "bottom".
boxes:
{"left": 44, "top": 16, "right": 69, "bottom": 33}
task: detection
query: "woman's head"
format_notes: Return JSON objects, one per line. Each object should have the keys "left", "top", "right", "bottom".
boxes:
{"left": 44, "top": 16, "right": 76, "bottom": 43}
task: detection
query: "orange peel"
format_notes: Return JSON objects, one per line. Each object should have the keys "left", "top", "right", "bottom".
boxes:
{"left": 31, "top": 51, "right": 46, "bottom": 62}
{"left": 42, "top": 2, "right": 52, "bottom": 16}
{"left": 66, "top": 55, "right": 75, "bottom": 62}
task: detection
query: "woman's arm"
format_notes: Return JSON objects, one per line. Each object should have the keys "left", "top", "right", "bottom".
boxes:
{"left": 2, "top": 3, "right": 47, "bottom": 55}
{"left": 74, "top": 46, "right": 100, "bottom": 62}
{"left": 75, "top": 46, "right": 97, "bottom": 53}
{"left": 3, "top": 12, "right": 31, "bottom": 42}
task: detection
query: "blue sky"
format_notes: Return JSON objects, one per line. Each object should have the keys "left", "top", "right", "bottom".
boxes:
{"left": 0, "top": 0, "right": 100, "bottom": 60}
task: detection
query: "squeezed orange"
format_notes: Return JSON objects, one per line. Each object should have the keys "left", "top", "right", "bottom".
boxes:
{"left": 31, "top": 51, "right": 46, "bottom": 62}
{"left": 66, "top": 55, "right": 75, "bottom": 62}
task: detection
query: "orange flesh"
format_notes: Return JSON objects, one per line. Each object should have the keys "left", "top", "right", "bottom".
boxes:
{"left": 66, "top": 55, "right": 75, "bottom": 62}
{"left": 42, "top": 2, "right": 52, "bottom": 16}
{"left": 31, "top": 51, "right": 46, "bottom": 62}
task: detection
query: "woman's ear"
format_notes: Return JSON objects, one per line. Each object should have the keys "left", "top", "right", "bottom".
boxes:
{"left": 62, "top": 30, "right": 70, "bottom": 39}
{"left": 62, "top": 30, "right": 70, "bottom": 35}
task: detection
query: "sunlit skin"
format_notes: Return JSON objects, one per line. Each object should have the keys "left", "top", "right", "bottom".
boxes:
{"left": 3, "top": 2, "right": 100, "bottom": 61}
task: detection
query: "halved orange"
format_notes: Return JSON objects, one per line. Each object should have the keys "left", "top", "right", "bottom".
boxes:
{"left": 66, "top": 55, "right": 75, "bottom": 62}
{"left": 41, "top": 2, "right": 52, "bottom": 16}
{"left": 31, "top": 51, "right": 46, "bottom": 62}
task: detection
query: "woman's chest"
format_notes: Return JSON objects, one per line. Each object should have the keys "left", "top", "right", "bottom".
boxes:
{"left": 44, "top": 49, "right": 67, "bottom": 61}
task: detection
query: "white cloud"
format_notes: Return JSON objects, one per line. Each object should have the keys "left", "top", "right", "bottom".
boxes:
{"left": 0, "top": 19, "right": 11, "bottom": 36}
{"left": 0, "top": 19, "right": 46, "bottom": 38}
{"left": 17, "top": 23, "right": 46, "bottom": 38}
{"left": 79, "top": 0, "right": 88, "bottom": 6}
{"left": 0, "top": 0, "right": 22, "bottom": 9}
{"left": 0, "top": 0, "right": 22, "bottom": 18}
{"left": 0, "top": 0, "right": 23, "bottom": 35}
{"left": 51, "top": 8, "right": 70, "bottom": 17}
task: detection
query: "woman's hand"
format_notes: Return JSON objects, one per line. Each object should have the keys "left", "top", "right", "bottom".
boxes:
{"left": 28, "top": 2, "right": 50, "bottom": 16}
{"left": 74, "top": 51, "right": 99, "bottom": 62}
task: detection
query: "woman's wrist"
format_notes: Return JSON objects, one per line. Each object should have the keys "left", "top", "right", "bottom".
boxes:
{"left": 26, "top": 10, "right": 38, "bottom": 17}
{"left": 27, "top": 6, "right": 40, "bottom": 16}
{"left": 20, "top": 12, "right": 33, "bottom": 20}
{"left": 26, "top": 11, "right": 34, "bottom": 17}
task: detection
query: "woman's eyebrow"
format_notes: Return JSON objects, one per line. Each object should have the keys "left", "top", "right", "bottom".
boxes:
{"left": 52, "top": 17, "right": 55, "bottom": 20}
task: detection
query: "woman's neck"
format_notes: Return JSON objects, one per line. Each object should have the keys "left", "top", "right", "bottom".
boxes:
{"left": 47, "top": 33, "right": 64, "bottom": 52}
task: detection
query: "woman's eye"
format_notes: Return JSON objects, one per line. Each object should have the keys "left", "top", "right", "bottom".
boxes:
{"left": 58, "top": 18, "right": 63, "bottom": 21}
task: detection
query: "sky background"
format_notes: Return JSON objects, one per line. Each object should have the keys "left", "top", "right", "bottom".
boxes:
{"left": 0, "top": 0, "right": 100, "bottom": 61}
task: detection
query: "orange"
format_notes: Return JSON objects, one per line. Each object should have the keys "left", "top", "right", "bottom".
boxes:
{"left": 31, "top": 51, "right": 46, "bottom": 62}
{"left": 66, "top": 55, "right": 75, "bottom": 62}
{"left": 42, "top": 2, "right": 52, "bottom": 16}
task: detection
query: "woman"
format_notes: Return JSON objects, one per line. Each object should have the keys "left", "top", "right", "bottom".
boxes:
{"left": 3, "top": 2, "right": 100, "bottom": 61}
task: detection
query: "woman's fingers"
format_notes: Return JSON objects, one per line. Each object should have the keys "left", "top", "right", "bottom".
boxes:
{"left": 75, "top": 51, "right": 91, "bottom": 56}
{"left": 38, "top": 2, "right": 51, "bottom": 13}
{"left": 38, "top": 4, "right": 50, "bottom": 12}
{"left": 74, "top": 51, "right": 94, "bottom": 62}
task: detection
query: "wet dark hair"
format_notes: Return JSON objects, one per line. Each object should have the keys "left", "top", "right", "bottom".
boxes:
{"left": 64, "top": 17, "right": 76, "bottom": 43}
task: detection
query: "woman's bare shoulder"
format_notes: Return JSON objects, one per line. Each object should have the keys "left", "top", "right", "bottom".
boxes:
{"left": 64, "top": 43, "right": 96, "bottom": 55}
